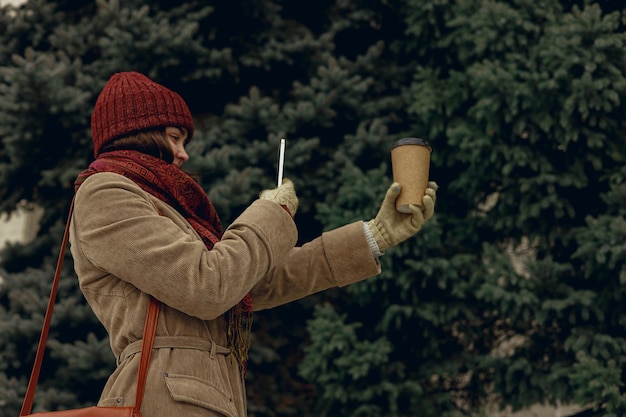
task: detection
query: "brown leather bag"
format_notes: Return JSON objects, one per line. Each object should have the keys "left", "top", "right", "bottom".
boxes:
{"left": 19, "top": 199, "right": 160, "bottom": 417}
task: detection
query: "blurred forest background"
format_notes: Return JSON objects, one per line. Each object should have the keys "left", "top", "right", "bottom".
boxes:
{"left": 1, "top": 0, "right": 626, "bottom": 416}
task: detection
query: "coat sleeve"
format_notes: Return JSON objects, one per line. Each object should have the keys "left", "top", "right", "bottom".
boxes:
{"left": 71, "top": 172, "right": 297, "bottom": 320}
{"left": 250, "top": 221, "right": 382, "bottom": 311}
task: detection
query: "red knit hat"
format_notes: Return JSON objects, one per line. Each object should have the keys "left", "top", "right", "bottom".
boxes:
{"left": 91, "top": 72, "right": 195, "bottom": 157}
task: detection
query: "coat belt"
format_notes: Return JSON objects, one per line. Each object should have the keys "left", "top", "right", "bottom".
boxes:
{"left": 117, "top": 336, "right": 231, "bottom": 366}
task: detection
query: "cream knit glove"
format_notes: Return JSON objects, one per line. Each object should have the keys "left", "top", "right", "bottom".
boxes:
{"left": 366, "top": 181, "right": 437, "bottom": 252}
{"left": 259, "top": 178, "right": 299, "bottom": 217}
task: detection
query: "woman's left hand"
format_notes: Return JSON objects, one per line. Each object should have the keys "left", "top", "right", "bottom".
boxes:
{"left": 366, "top": 181, "right": 438, "bottom": 252}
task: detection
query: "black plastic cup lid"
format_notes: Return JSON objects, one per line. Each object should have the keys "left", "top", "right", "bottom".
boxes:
{"left": 392, "top": 137, "right": 431, "bottom": 151}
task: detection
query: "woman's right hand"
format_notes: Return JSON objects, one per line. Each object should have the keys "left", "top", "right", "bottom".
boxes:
{"left": 259, "top": 178, "right": 299, "bottom": 217}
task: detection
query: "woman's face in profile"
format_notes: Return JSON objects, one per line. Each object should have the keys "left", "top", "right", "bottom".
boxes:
{"left": 166, "top": 127, "right": 189, "bottom": 167}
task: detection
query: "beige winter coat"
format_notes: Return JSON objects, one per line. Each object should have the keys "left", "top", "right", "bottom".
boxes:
{"left": 69, "top": 172, "right": 381, "bottom": 417}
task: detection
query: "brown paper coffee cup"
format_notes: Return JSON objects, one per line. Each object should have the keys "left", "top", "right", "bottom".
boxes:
{"left": 391, "top": 137, "right": 432, "bottom": 213}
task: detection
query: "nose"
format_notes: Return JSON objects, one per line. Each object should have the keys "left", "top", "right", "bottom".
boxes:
{"left": 176, "top": 147, "right": 189, "bottom": 162}
{"left": 174, "top": 145, "right": 189, "bottom": 165}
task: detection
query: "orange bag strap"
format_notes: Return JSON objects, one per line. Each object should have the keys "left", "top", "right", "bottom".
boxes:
{"left": 20, "top": 197, "right": 160, "bottom": 415}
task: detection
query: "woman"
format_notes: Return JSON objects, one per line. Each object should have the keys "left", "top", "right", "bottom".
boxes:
{"left": 69, "top": 71, "right": 437, "bottom": 417}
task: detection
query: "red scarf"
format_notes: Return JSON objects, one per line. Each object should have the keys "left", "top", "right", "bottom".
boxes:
{"left": 75, "top": 150, "right": 252, "bottom": 373}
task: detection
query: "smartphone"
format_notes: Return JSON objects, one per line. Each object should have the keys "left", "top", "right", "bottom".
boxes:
{"left": 277, "top": 139, "right": 286, "bottom": 186}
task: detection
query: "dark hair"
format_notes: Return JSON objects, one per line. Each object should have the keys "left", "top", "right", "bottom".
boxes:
{"left": 98, "top": 128, "right": 174, "bottom": 163}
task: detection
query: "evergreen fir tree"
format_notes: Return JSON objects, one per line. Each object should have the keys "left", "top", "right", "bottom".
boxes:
{"left": 301, "top": 1, "right": 626, "bottom": 416}
{"left": 0, "top": 0, "right": 415, "bottom": 415}
{"left": 2, "top": 0, "right": 626, "bottom": 416}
